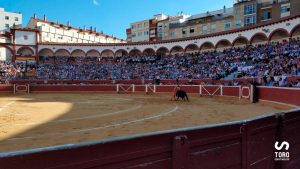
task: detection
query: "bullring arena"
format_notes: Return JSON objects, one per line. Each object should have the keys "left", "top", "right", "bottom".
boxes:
{"left": 0, "top": 82, "right": 300, "bottom": 169}
{"left": 1, "top": 2, "right": 300, "bottom": 168}
{"left": 0, "top": 85, "right": 290, "bottom": 153}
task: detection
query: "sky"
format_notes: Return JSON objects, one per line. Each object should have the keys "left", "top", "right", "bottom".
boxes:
{"left": 1, "top": 0, "right": 234, "bottom": 39}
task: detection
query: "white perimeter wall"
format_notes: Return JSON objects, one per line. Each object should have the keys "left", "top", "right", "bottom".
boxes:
{"left": 36, "top": 16, "right": 300, "bottom": 55}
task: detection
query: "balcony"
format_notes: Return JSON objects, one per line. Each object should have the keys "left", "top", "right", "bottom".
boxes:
{"left": 260, "top": 1, "right": 274, "bottom": 7}
{"left": 149, "top": 23, "right": 156, "bottom": 28}
{"left": 278, "top": 0, "right": 290, "bottom": 3}
{"left": 169, "top": 23, "right": 187, "bottom": 29}
{"left": 126, "top": 28, "right": 131, "bottom": 34}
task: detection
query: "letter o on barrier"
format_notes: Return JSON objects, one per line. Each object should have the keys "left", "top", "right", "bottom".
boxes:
{"left": 242, "top": 86, "right": 250, "bottom": 99}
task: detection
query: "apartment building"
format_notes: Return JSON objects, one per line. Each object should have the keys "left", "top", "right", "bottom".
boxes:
{"left": 157, "top": 14, "right": 191, "bottom": 41}
{"left": 0, "top": 8, "right": 22, "bottom": 61}
{"left": 168, "top": 7, "right": 235, "bottom": 40}
{"left": 126, "top": 0, "right": 300, "bottom": 42}
{"left": 27, "top": 15, "right": 126, "bottom": 44}
{"left": 127, "top": 14, "right": 168, "bottom": 42}
{"left": 0, "top": 8, "right": 22, "bottom": 34}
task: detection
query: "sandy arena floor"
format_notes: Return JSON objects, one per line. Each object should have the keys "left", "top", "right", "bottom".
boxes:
{"left": 0, "top": 93, "right": 289, "bottom": 153}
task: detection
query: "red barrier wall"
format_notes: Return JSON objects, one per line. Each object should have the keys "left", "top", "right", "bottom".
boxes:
{"left": 258, "top": 87, "right": 300, "bottom": 106}
{"left": 31, "top": 85, "right": 117, "bottom": 92}
{"left": 0, "top": 85, "right": 13, "bottom": 92}
{"left": 223, "top": 86, "right": 240, "bottom": 97}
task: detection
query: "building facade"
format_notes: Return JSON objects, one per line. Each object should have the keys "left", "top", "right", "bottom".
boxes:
{"left": 2, "top": 14, "right": 298, "bottom": 61}
{"left": 126, "top": 14, "right": 168, "bottom": 42}
{"left": 0, "top": 8, "right": 22, "bottom": 34}
{"left": 126, "top": 0, "right": 300, "bottom": 42}
{"left": 157, "top": 14, "right": 191, "bottom": 41}
{"left": 35, "top": 15, "right": 300, "bottom": 57}
{"left": 0, "top": 8, "right": 22, "bottom": 61}
{"left": 167, "top": 7, "right": 235, "bottom": 40}
{"left": 27, "top": 15, "right": 126, "bottom": 44}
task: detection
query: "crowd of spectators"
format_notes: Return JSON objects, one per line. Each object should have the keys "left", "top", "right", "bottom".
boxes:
{"left": 0, "top": 61, "right": 37, "bottom": 83}
{"left": 0, "top": 61, "right": 20, "bottom": 83}
{"left": 1, "top": 38, "right": 299, "bottom": 87}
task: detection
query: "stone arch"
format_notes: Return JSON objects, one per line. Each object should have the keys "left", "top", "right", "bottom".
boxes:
{"left": 232, "top": 36, "right": 249, "bottom": 47}
{"left": 215, "top": 39, "right": 232, "bottom": 49}
{"left": 290, "top": 24, "right": 300, "bottom": 37}
{"left": 115, "top": 49, "right": 128, "bottom": 57}
{"left": 129, "top": 49, "right": 142, "bottom": 56}
{"left": 250, "top": 33, "right": 268, "bottom": 44}
{"left": 170, "top": 45, "right": 184, "bottom": 55}
{"left": 86, "top": 49, "right": 101, "bottom": 57}
{"left": 16, "top": 46, "right": 34, "bottom": 56}
{"left": 268, "top": 28, "right": 289, "bottom": 41}
{"left": 156, "top": 47, "right": 169, "bottom": 56}
{"left": 101, "top": 49, "right": 115, "bottom": 57}
{"left": 54, "top": 49, "right": 71, "bottom": 56}
{"left": 184, "top": 44, "right": 199, "bottom": 53}
{"left": 200, "top": 42, "right": 214, "bottom": 51}
{"left": 143, "top": 48, "right": 156, "bottom": 56}
{"left": 0, "top": 45, "right": 13, "bottom": 61}
{"left": 71, "top": 49, "right": 86, "bottom": 57}
{"left": 38, "top": 48, "right": 54, "bottom": 57}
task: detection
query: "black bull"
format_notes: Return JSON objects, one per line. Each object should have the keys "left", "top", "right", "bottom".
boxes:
{"left": 176, "top": 90, "right": 189, "bottom": 101}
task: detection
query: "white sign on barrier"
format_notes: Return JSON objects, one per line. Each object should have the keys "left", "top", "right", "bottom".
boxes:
{"left": 241, "top": 86, "right": 250, "bottom": 99}
{"left": 14, "top": 84, "right": 30, "bottom": 94}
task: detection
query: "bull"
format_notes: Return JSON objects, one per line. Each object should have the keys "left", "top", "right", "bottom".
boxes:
{"left": 176, "top": 90, "right": 189, "bottom": 101}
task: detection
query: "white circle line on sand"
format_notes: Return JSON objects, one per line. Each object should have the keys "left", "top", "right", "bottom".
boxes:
{"left": 7, "top": 106, "right": 179, "bottom": 141}
{"left": 0, "top": 101, "right": 16, "bottom": 113}
{"left": 5, "top": 105, "right": 143, "bottom": 126}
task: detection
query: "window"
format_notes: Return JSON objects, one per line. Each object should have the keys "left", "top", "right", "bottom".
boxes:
{"left": 281, "top": 6, "right": 290, "bottom": 13}
{"left": 131, "top": 25, "right": 136, "bottom": 29}
{"left": 144, "top": 22, "right": 148, "bottom": 27}
{"left": 235, "top": 8, "right": 241, "bottom": 16}
{"left": 144, "top": 31, "right": 148, "bottom": 36}
{"left": 280, "top": 5, "right": 290, "bottom": 17}
{"left": 171, "top": 31, "right": 176, "bottom": 37}
{"left": 262, "top": 11, "right": 271, "bottom": 20}
{"left": 224, "top": 22, "right": 231, "bottom": 30}
{"left": 5, "top": 16, "right": 9, "bottom": 20}
{"left": 235, "top": 20, "right": 242, "bottom": 27}
{"left": 278, "top": 0, "right": 289, "bottom": 2}
{"left": 182, "top": 29, "right": 186, "bottom": 35}
{"left": 244, "top": 4, "right": 256, "bottom": 15}
{"left": 202, "top": 25, "right": 208, "bottom": 34}
{"left": 132, "top": 33, "right": 136, "bottom": 37}
{"left": 211, "top": 24, "right": 216, "bottom": 33}
{"left": 190, "top": 28, "right": 195, "bottom": 33}
{"left": 150, "top": 30, "right": 155, "bottom": 35}
{"left": 15, "top": 17, "right": 19, "bottom": 21}
{"left": 5, "top": 24, "right": 9, "bottom": 28}
{"left": 138, "top": 32, "right": 142, "bottom": 37}
{"left": 137, "top": 24, "right": 142, "bottom": 28}
{"left": 244, "top": 15, "right": 256, "bottom": 26}
{"left": 24, "top": 35, "right": 28, "bottom": 40}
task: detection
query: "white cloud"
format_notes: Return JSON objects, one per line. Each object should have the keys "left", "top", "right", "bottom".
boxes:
{"left": 93, "top": 0, "right": 100, "bottom": 6}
